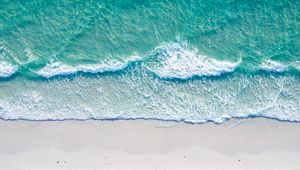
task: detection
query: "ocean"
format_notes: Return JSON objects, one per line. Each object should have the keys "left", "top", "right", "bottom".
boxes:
{"left": 0, "top": 0, "right": 299, "bottom": 123}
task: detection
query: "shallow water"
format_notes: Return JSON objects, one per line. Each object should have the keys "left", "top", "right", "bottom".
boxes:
{"left": 0, "top": 0, "right": 299, "bottom": 122}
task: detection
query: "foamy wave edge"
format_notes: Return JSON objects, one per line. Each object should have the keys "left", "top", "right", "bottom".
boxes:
{"left": 260, "top": 60, "right": 287, "bottom": 72}
{"left": 36, "top": 43, "right": 242, "bottom": 79}
{"left": 36, "top": 56, "right": 141, "bottom": 78}
{"left": 0, "top": 62, "right": 17, "bottom": 78}
{"left": 0, "top": 113, "right": 299, "bottom": 124}
{"left": 145, "top": 43, "right": 241, "bottom": 79}
{"left": 17, "top": 43, "right": 300, "bottom": 79}
{"left": 259, "top": 60, "right": 300, "bottom": 73}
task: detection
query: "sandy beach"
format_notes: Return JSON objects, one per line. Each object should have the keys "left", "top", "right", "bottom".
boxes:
{"left": 0, "top": 118, "right": 300, "bottom": 170}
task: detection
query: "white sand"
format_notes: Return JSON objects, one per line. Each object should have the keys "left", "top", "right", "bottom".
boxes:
{"left": 0, "top": 118, "right": 300, "bottom": 170}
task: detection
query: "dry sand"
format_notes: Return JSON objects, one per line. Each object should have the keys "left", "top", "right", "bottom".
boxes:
{"left": 0, "top": 118, "right": 300, "bottom": 170}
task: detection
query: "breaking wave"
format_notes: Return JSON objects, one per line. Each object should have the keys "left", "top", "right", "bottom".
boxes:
{"left": 35, "top": 43, "right": 240, "bottom": 79}
{"left": 0, "top": 43, "right": 299, "bottom": 80}
{"left": 144, "top": 43, "right": 241, "bottom": 79}
{"left": 0, "top": 62, "right": 17, "bottom": 78}
{"left": 260, "top": 60, "right": 287, "bottom": 72}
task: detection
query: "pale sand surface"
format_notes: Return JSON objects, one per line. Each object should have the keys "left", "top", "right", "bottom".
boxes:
{"left": 0, "top": 119, "right": 300, "bottom": 170}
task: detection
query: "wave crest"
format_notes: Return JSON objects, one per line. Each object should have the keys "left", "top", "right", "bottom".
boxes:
{"left": 11, "top": 43, "right": 298, "bottom": 79}
{"left": 36, "top": 60, "right": 126, "bottom": 78}
{"left": 36, "top": 43, "right": 242, "bottom": 79}
{"left": 145, "top": 43, "right": 241, "bottom": 79}
{"left": 0, "top": 62, "right": 17, "bottom": 78}
{"left": 260, "top": 60, "right": 286, "bottom": 72}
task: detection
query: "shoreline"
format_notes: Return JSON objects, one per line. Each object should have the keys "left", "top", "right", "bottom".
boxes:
{"left": 1, "top": 118, "right": 300, "bottom": 170}
{"left": 2, "top": 116, "right": 300, "bottom": 124}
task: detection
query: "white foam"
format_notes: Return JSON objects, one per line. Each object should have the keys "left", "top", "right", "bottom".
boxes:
{"left": 36, "top": 57, "right": 141, "bottom": 78}
{"left": 260, "top": 60, "right": 286, "bottom": 72}
{"left": 0, "top": 62, "right": 17, "bottom": 78}
{"left": 145, "top": 43, "right": 241, "bottom": 79}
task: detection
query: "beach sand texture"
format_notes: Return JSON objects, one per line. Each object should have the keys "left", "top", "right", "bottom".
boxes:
{"left": 0, "top": 119, "right": 300, "bottom": 170}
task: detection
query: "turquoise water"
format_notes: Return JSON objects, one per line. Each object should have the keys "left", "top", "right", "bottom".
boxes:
{"left": 0, "top": 0, "right": 299, "bottom": 122}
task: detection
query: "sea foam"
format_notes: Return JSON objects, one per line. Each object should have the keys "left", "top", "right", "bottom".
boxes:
{"left": 1, "top": 68, "right": 299, "bottom": 123}
{"left": 36, "top": 43, "right": 241, "bottom": 79}
{"left": 260, "top": 60, "right": 286, "bottom": 72}
{"left": 36, "top": 56, "right": 141, "bottom": 78}
{"left": 145, "top": 43, "right": 241, "bottom": 79}
{"left": 25, "top": 43, "right": 298, "bottom": 79}
{"left": 0, "top": 62, "right": 17, "bottom": 78}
